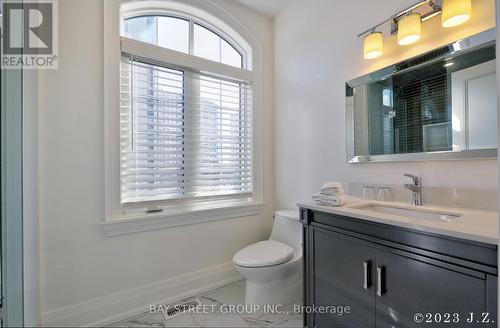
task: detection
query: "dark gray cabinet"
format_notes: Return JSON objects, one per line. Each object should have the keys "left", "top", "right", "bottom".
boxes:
{"left": 301, "top": 208, "right": 498, "bottom": 328}
{"left": 375, "top": 249, "right": 490, "bottom": 328}
{"left": 312, "top": 228, "right": 375, "bottom": 327}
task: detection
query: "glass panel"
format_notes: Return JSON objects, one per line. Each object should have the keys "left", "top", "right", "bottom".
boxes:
{"left": 221, "top": 39, "right": 243, "bottom": 68}
{"left": 194, "top": 24, "right": 221, "bottom": 63}
{"left": 124, "top": 18, "right": 243, "bottom": 68}
{"left": 194, "top": 24, "right": 243, "bottom": 68}
{"left": 123, "top": 16, "right": 156, "bottom": 44}
{"left": 157, "top": 16, "right": 189, "bottom": 53}
{"left": 1, "top": 66, "right": 24, "bottom": 326}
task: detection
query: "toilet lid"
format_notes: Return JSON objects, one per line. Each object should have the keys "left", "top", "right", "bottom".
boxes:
{"left": 233, "top": 240, "right": 295, "bottom": 267}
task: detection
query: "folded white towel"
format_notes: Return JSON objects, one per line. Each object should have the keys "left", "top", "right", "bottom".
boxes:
{"left": 320, "top": 189, "right": 345, "bottom": 197}
{"left": 320, "top": 182, "right": 344, "bottom": 196}
{"left": 312, "top": 193, "right": 347, "bottom": 207}
{"left": 320, "top": 181, "right": 342, "bottom": 190}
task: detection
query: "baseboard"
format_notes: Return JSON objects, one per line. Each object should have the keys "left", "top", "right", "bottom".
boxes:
{"left": 41, "top": 262, "right": 243, "bottom": 327}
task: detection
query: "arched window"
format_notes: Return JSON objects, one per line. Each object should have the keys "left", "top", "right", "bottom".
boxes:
{"left": 122, "top": 15, "right": 244, "bottom": 69}
{"left": 118, "top": 5, "right": 253, "bottom": 205}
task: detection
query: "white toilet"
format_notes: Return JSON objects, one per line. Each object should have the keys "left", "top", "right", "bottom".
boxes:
{"left": 233, "top": 210, "right": 302, "bottom": 305}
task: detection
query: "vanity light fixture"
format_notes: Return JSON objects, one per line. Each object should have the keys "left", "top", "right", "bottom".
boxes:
{"left": 358, "top": 0, "right": 473, "bottom": 59}
{"left": 364, "top": 31, "right": 384, "bottom": 59}
{"left": 397, "top": 13, "right": 422, "bottom": 45}
{"left": 442, "top": 0, "right": 471, "bottom": 27}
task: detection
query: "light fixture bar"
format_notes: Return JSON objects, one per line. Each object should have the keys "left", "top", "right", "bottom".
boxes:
{"left": 421, "top": 10, "right": 442, "bottom": 22}
{"left": 357, "top": 0, "right": 439, "bottom": 37}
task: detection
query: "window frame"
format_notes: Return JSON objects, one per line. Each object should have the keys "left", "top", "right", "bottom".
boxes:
{"left": 102, "top": 0, "right": 265, "bottom": 235}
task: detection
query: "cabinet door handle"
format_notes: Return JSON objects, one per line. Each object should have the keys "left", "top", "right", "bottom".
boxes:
{"left": 377, "top": 265, "right": 384, "bottom": 296}
{"left": 363, "top": 260, "right": 371, "bottom": 290}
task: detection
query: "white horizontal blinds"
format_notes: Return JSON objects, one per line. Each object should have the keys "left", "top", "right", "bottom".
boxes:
{"left": 120, "top": 55, "right": 252, "bottom": 203}
{"left": 120, "top": 57, "right": 186, "bottom": 203}
{"left": 194, "top": 75, "right": 252, "bottom": 196}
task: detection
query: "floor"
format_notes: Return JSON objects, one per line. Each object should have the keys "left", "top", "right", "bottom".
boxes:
{"left": 108, "top": 281, "right": 303, "bottom": 327}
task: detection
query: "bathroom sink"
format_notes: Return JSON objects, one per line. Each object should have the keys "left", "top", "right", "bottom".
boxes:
{"left": 352, "top": 204, "right": 462, "bottom": 222}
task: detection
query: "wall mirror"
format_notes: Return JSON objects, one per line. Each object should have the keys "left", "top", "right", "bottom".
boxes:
{"left": 346, "top": 29, "right": 497, "bottom": 163}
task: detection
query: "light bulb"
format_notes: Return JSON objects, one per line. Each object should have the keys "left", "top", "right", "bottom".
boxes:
{"left": 398, "top": 13, "right": 422, "bottom": 46}
{"left": 363, "top": 32, "right": 383, "bottom": 59}
{"left": 442, "top": 0, "right": 472, "bottom": 28}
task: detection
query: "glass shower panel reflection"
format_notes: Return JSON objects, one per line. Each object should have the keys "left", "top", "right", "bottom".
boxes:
{"left": 357, "top": 43, "right": 496, "bottom": 157}
{"left": 1, "top": 65, "right": 24, "bottom": 326}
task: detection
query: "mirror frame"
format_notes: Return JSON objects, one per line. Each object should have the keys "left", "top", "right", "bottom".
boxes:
{"left": 346, "top": 28, "right": 497, "bottom": 164}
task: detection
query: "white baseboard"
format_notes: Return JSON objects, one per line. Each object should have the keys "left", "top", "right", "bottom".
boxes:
{"left": 41, "top": 262, "right": 243, "bottom": 327}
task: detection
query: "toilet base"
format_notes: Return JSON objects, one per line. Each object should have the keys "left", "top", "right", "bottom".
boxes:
{"left": 244, "top": 268, "right": 302, "bottom": 305}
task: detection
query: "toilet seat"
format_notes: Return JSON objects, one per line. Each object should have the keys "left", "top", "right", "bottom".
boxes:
{"left": 233, "top": 240, "right": 295, "bottom": 268}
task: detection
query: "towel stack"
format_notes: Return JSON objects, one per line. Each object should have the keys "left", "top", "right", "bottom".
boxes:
{"left": 312, "top": 182, "right": 347, "bottom": 207}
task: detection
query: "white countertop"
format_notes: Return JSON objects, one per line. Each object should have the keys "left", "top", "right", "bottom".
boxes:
{"left": 298, "top": 197, "right": 498, "bottom": 245}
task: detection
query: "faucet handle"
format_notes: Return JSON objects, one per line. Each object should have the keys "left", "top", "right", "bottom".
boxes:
{"left": 404, "top": 173, "right": 421, "bottom": 185}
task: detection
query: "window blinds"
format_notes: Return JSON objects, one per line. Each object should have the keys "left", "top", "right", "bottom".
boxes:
{"left": 120, "top": 56, "right": 253, "bottom": 203}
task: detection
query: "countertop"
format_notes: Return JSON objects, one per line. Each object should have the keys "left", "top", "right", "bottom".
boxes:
{"left": 298, "top": 197, "right": 498, "bottom": 245}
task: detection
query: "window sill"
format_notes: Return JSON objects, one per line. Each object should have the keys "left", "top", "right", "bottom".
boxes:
{"left": 99, "top": 201, "right": 266, "bottom": 237}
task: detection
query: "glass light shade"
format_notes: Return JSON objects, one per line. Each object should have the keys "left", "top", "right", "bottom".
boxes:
{"left": 363, "top": 32, "right": 383, "bottom": 59}
{"left": 442, "top": 0, "right": 471, "bottom": 28}
{"left": 397, "top": 13, "right": 421, "bottom": 45}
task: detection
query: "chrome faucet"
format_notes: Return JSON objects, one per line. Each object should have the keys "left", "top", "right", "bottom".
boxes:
{"left": 404, "top": 173, "right": 423, "bottom": 206}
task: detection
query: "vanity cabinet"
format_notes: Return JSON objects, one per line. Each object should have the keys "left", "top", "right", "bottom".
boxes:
{"left": 301, "top": 208, "right": 498, "bottom": 328}
{"left": 312, "top": 228, "right": 375, "bottom": 327}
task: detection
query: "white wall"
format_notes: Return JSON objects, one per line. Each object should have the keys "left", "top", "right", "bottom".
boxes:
{"left": 275, "top": 0, "right": 498, "bottom": 210}
{"left": 38, "top": 0, "right": 274, "bottom": 325}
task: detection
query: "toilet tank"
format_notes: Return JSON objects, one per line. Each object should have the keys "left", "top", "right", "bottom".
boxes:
{"left": 269, "top": 210, "right": 302, "bottom": 251}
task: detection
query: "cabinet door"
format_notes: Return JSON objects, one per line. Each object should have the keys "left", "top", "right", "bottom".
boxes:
{"left": 375, "top": 249, "right": 490, "bottom": 328}
{"left": 311, "top": 227, "right": 376, "bottom": 328}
